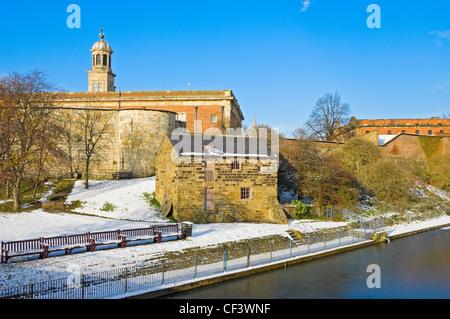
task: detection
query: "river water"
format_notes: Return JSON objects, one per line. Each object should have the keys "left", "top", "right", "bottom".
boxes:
{"left": 163, "top": 227, "right": 450, "bottom": 299}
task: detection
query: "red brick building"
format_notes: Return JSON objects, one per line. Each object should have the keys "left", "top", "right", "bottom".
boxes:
{"left": 357, "top": 117, "right": 450, "bottom": 137}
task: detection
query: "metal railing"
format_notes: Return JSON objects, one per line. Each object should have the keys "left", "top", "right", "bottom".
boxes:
{"left": 193, "top": 198, "right": 243, "bottom": 223}
{"left": 0, "top": 227, "right": 372, "bottom": 299}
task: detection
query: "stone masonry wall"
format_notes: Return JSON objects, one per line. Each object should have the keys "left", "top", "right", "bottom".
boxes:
{"left": 48, "top": 108, "right": 175, "bottom": 180}
{"left": 156, "top": 136, "right": 287, "bottom": 224}
{"left": 118, "top": 110, "right": 176, "bottom": 177}
{"left": 380, "top": 134, "right": 426, "bottom": 159}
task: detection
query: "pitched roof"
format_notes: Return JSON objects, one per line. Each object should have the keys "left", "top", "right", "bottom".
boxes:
{"left": 167, "top": 133, "right": 278, "bottom": 159}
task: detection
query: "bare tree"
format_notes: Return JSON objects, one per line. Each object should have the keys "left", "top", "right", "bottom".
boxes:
{"left": 75, "top": 109, "right": 114, "bottom": 189}
{"left": 305, "top": 92, "right": 356, "bottom": 142}
{"left": 0, "top": 70, "right": 59, "bottom": 211}
{"left": 56, "top": 109, "right": 80, "bottom": 178}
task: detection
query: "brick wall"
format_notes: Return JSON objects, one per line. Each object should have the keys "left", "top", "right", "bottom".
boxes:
{"left": 357, "top": 118, "right": 450, "bottom": 136}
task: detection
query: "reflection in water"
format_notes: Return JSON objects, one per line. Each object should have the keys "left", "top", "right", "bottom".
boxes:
{"left": 162, "top": 228, "right": 450, "bottom": 299}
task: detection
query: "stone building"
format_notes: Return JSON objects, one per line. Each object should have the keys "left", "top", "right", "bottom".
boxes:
{"left": 49, "top": 30, "right": 245, "bottom": 179}
{"left": 155, "top": 133, "right": 288, "bottom": 224}
{"left": 51, "top": 107, "right": 176, "bottom": 179}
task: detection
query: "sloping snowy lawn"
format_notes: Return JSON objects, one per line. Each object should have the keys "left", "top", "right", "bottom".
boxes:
{"left": 66, "top": 177, "right": 167, "bottom": 222}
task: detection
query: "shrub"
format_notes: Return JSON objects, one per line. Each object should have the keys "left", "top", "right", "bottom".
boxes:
{"left": 303, "top": 154, "right": 360, "bottom": 209}
{"left": 357, "top": 158, "right": 416, "bottom": 209}
{"left": 394, "top": 158, "right": 430, "bottom": 183}
{"left": 429, "top": 154, "right": 450, "bottom": 191}
{"left": 292, "top": 200, "right": 310, "bottom": 219}
{"left": 100, "top": 201, "right": 116, "bottom": 212}
{"left": 339, "top": 138, "right": 381, "bottom": 171}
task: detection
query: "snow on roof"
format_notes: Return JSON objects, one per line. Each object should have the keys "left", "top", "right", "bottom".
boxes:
{"left": 168, "top": 133, "right": 278, "bottom": 159}
{"left": 378, "top": 134, "right": 399, "bottom": 145}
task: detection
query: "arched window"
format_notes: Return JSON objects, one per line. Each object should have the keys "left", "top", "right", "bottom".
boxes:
{"left": 96, "top": 54, "right": 101, "bottom": 65}
{"left": 93, "top": 56, "right": 95, "bottom": 66}
{"left": 103, "top": 54, "right": 107, "bottom": 66}
{"left": 109, "top": 56, "right": 111, "bottom": 67}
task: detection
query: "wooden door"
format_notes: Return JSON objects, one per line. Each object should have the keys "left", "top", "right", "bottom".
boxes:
{"left": 205, "top": 160, "right": 215, "bottom": 181}
{"left": 205, "top": 188, "right": 215, "bottom": 211}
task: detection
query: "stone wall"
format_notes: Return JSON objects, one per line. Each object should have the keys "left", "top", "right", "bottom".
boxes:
{"left": 118, "top": 109, "right": 176, "bottom": 178}
{"left": 380, "top": 134, "right": 440, "bottom": 159}
{"left": 52, "top": 90, "right": 244, "bottom": 133}
{"left": 49, "top": 108, "right": 175, "bottom": 180}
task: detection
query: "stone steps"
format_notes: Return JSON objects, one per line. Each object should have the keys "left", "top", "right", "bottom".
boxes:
{"left": 286, "top": 230, "right": 303, "bottom": 246}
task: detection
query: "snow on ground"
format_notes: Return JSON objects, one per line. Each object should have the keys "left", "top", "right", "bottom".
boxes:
{"left": 66, "top": 177, "right": 167, "bottom": 222}
{"left": 0, "top": 177, "right": 449, "bottom": 289}
{"left": 378, "top": 134, "right": 398, "bottom": 145}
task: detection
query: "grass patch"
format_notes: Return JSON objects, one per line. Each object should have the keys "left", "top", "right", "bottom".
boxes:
{"left": 100, "top": 202, "right": 117, "bottom": 212}
{"left": 142, "top": 192, "right": 160, "bottom": 209}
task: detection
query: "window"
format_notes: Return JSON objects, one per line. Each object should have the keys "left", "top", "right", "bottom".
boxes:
{"left": 96, "top": 54, "right": 101, "bottom": 65}
{"left": 240, "top": 187, "right": 251, "bottom": 200}
{"left": 231, "top": 160, "right": 240, "bottom": 170}
{"left": 92, "top": 82, "right": 103, "bottom": 92}
{"left": 415, "top": 130, "right": 420, "bottom": 134}
{"left": 103, "top": 54, "right": 108, "bottom": 66}
{"left": 440, "top": 130, "right": 444, "bottom": 134}
{"left": 387, "top": 130, "right": 392, "bottom": 134}
{"left": 211, "top": 114, "right": 218, "bottom": 123}
{"left": 401, "top": 130, "right": 406, "bottom": 133}
{"left": 366, "top": 131, "right": 370, "bottom": 134}
{"left": 428, "top": 130, "right": 432, "bottom": 135}
{"left": 176, "top": 112, "right": 186, "bottom": 122}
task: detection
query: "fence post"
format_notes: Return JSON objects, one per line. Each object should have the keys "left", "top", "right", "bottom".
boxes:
{"left": 247, "top": 247, "right": 250, "bottom": 268}
{"left": 125, "top": 268, "right": 128, "bottom": 294}
{"left": 338, "top": 231, "right": 341, "bottom": 247}
{"left": 30, "top": 283, "right": 34, "bottom": 300}
{"left": 270, "top": 244, "right": 272, "bottom": 263}
{"left": 324, "top": 233, "right": 326, "bottom": 250}
{"left": 161, "top": 262, "right": 165, "bottom": 285}
{"left": 81, "top": 274, "right": 85, "bottom": 299}
{"left": 307, "top": 237, "right": 310, "bottom": 254}
{"left": 289, "top": 240, "right": 292, "bottom": 258}
{"left": 223, "top": 251, "right": 227, "bottom": 272}
{"left": 194, "top": 256, "right": 198, "bottom": 279}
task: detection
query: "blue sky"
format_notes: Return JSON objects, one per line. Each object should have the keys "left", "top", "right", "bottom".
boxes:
{"left": 1, "top": 1, "right": 450, "bottom": 136}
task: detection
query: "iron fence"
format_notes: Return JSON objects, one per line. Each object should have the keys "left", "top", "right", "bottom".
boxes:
{"left": 0, "top": 228, "right": 371, "bottom": 299}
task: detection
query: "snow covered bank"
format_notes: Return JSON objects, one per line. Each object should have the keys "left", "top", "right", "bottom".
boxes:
{"left": 65, "top": 177, "right": 168, "bottom": 222}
